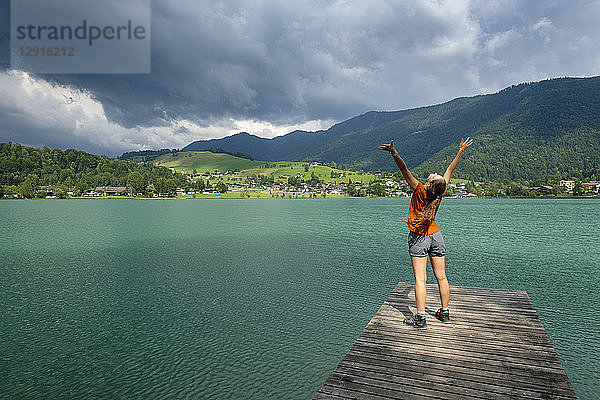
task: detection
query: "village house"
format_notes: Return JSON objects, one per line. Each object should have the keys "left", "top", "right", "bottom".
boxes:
{"left": 38, "top": 185, "right": 57, "bottom": 197}
{"left": 448, "top": 182, "right": 467, "bottom": 198}
{"left": 95, "top": 186, "right": 127, "bottom": 196}
{"left": 559, "top": 180, "right": 575, "bottom": 193}
{"left": 582, "top": 181, "right": 600, "bottom": 194}
{"left": 522, "top": 185, "right": 554, "bottom": 194}
{"left": 228, "top": 182, "right": 244, "bottom": 190}
{"left": 37, "top": 185, "right": 75, "bottom": 197}
{"left": 385, "top": 179, "right": 402, "bottom": 189}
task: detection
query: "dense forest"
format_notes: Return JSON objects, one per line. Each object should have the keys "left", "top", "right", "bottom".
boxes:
{"left": 0, "top": 142, "right": 187, "bottom": 198}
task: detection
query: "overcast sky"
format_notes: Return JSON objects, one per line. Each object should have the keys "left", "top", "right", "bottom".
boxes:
{"left": 1, "top": 0, "right": 600, "bottom": 156}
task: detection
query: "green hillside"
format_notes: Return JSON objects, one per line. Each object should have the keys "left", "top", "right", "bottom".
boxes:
{"left": 153, "top": 151, "right": 379, "bottom": 184}
{"left": 154, "top": 151, "right": 263, "bottom": 173}
{"left": 239, "top": 162, "right": 379, "bottom": 185}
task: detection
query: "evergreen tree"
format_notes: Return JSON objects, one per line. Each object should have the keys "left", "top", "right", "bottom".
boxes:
{"left": 217, "top": 182, "right": 228, "bottom": 193}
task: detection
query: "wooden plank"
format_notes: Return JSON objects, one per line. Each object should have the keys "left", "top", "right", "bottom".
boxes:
{"left": 331, "top": 365, "right": 569, "bottom": 400}
{"left": 347, "top": 343, "right": 572, "bottom": 383}
{"left": 362, "top": 325, "right": 556, "bottom": 353}
{"left": 316, "top": 382, "right": 439, "bottom": 400}
{"left": 366, "top": 317, "right": 551, "bottom": 345}
{"left": 387, "top": 292, "right": 539, "bottom": 309}
{"left": 351, "top": 338, "right": 567, "bottom": 373}
{"left": 386, "top": 294, "right": 540, "bottom": 312}
{"left": 314, "top": 282, "right": 578, "bottom": 399}
{"left": 340, "top": 351, "right": 576, "bottom": 395}
{"left": 372, "top": 307, "right": 549, "bottom": 331}
{"left": 357, "top": 330, "right": 562, "bottom": 363}
{"left": 325, "top": 371, "right": 489, "bottom": 399}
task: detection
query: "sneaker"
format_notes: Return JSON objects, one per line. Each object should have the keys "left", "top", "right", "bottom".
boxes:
{"left": 435, "top": 308, "right": 450, "bottom": 323}
{"left": 404, "top": 314, "right": 427, "bottom": 330}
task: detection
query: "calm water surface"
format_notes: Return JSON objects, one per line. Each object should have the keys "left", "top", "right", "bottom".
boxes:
{"left": 1, "top": 198, "right": 598, "bottom": 399}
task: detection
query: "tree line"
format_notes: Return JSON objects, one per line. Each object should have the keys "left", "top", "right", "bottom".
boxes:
{"left": 1, "top": 142, "right": 597, "bottom": 199}
{"left": 0, "top": 142, "right": 188, "bottom": 198}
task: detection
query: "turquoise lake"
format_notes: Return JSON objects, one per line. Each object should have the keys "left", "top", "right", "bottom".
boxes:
{"left": 1, "top": 198, "right": 598, "bottom": 399}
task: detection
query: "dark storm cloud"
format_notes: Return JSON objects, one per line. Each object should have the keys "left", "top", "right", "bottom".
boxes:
{"left": 2, "top": 0, "right": 600, "bottom": 155}
{"left": 58, "top": 0, "right": 600, "bottom": 125}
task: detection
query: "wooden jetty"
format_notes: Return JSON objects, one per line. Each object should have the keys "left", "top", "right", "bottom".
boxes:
{"left": 314, "top": 282, "right": 577, "bottom": 399}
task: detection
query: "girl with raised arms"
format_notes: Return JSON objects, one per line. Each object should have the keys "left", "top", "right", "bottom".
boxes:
{"left": 378, "top": 138, "right": 474, "bottom": 330}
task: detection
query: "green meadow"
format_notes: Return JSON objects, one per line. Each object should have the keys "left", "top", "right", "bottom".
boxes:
{"left": 153, "top": 151, "right": 262, "bottom": 173}
{"left": 153, "top": 151, "right": 381, "bottom": 185}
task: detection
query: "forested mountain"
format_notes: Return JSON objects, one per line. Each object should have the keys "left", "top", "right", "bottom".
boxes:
{"left": 182, "top": 77, "right": 600, "bottom": 181}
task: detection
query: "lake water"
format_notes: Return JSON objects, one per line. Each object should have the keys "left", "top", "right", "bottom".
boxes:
{"left": 1, "top": 198, "right": 598, "bottom": 399}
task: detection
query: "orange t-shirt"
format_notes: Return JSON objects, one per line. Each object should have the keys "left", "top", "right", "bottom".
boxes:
{"left": 407, "top": 182, "right": 441, "bottom": 235}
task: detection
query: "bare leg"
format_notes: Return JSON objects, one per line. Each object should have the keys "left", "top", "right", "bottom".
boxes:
{"left": 410, "top": 256, "right": 428, "bottom": 312}
{"left": 430, "top": 255, "right": 449, "bottom": 308}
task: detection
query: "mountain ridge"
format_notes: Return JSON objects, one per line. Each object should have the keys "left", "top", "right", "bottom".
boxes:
{"left": 179, "top": 76, "right": 600, "bottom": 180}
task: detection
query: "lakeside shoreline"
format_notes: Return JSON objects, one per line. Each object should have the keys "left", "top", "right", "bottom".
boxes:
{"left": 3, "top": 193, "right": 599, "bottom": 200}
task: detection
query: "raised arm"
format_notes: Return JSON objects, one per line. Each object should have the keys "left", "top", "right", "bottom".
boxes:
{"left": 443, "top": 137, "right": 474, "bottom": 184}
{"left": 378, "top": 140, "right": 419, "bottom": 190}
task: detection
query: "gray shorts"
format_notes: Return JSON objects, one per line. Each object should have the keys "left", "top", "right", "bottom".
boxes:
{"left": 408, "top": 230, "right": 446, "bottom": 257}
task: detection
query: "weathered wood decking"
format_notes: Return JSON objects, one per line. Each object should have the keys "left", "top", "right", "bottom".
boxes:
{"left": 314, "top": 282, "right": 577, "bottom": 399}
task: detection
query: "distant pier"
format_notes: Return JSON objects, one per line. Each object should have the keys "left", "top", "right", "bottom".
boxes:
{"left": 314, "top": 282, "right": 577, "bottom": 399}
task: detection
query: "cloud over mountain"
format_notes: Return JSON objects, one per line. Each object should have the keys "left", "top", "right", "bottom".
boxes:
{"left": 1, "top": 0, "right": 600, "bottom": 155}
